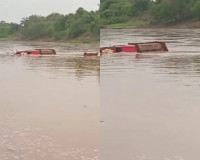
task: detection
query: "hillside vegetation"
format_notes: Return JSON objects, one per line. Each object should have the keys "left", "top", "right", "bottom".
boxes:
{"left": 0, "top": 8, "right": 99, "bottom": 42}
{"left": 100, "top": 0, "right": 200, "bottom": 28}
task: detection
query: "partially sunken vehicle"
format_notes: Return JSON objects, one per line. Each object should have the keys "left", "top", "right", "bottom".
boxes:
{"left": 100, "top": 41, "right": 168, "bottom": 54}
{"left": 16, "top": 49, "right": 56, "bottom": 55}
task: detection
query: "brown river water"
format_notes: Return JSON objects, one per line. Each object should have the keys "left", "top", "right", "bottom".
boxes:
{"left": 101, "top": 29, "right": 200, "bottom": 160}
{"left": 0, "top": 42, "right": 100, "bottom": 160}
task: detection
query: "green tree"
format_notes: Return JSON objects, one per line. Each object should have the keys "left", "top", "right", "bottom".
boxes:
{"left": 191, "top": 0, "right": 200, "bottom": 19}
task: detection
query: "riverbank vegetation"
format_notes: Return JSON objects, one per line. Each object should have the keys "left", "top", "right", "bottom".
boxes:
{"left": 101, "top": 0, "right": 200, "bottom": 28}
{"left": 0, "top": 8, "right": 99, "bottom": 42}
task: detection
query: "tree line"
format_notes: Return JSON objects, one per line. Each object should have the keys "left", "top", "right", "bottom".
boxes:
{"left": 100, "top": 0, "right": 200, "bottom": 25}
{"left": 0, "top": 8, "right": 99, "bottom": 41}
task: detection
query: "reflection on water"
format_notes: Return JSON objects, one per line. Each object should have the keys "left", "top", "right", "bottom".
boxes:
{"left": 0, "top": 42, "right": 99, "bottom": 160}
{"left": 0, "top": 55, "right": 100, "bottom": 79}
{"left": 101, "top": 29, "right": 200, "bottom": 160}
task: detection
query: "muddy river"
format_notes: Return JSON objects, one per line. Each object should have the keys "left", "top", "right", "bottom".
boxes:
{"left": 0, "top": 41, "right": 100, "bottom": 160}
{"left": 101, "top": 29, "right": 200, "bottom": 160}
